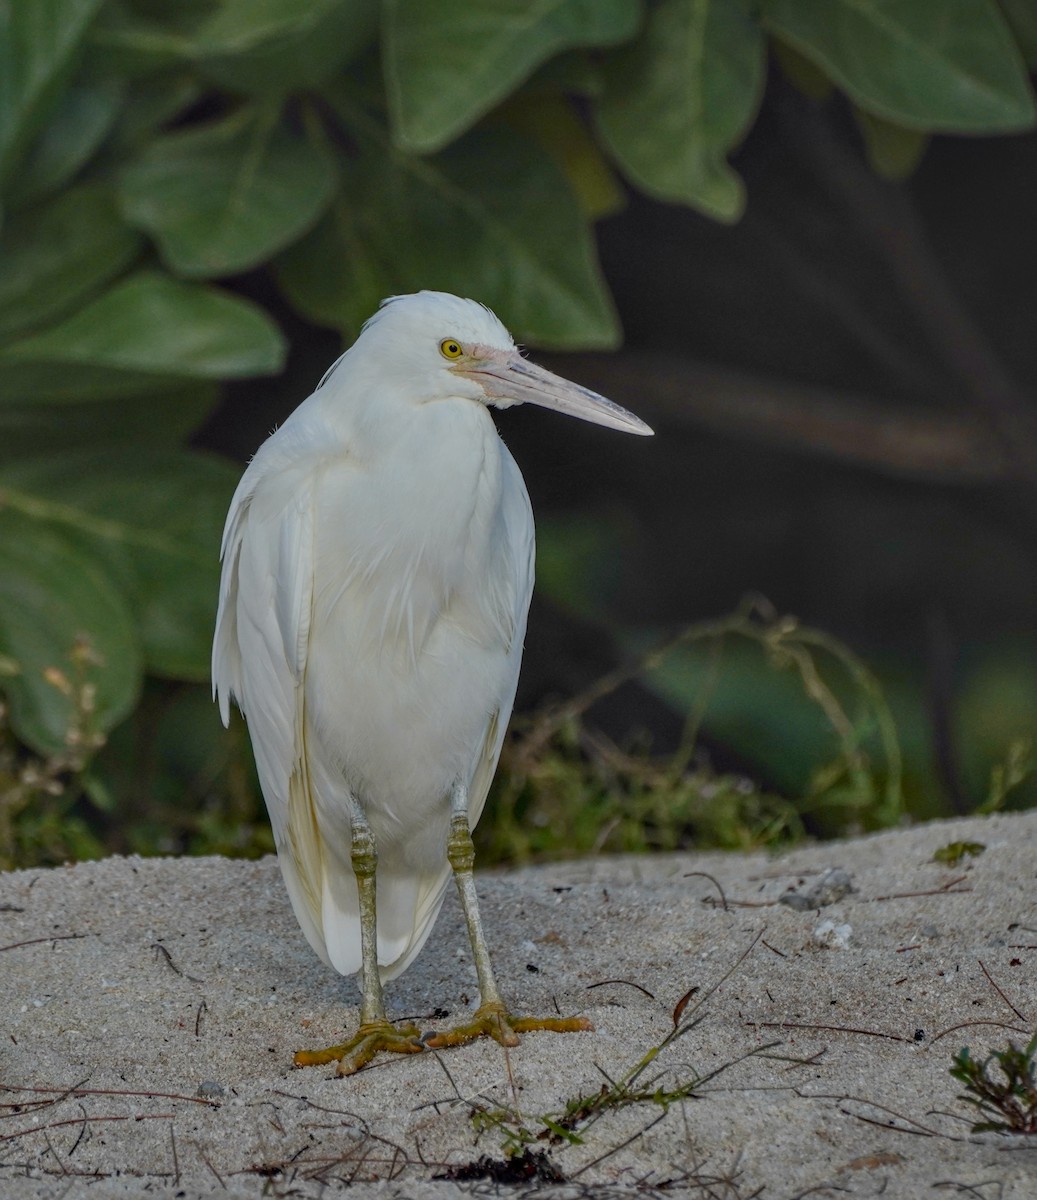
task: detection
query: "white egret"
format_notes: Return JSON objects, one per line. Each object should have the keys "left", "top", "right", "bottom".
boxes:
{"left": 213, "top": 291, "right": 652, "bottom": 1074}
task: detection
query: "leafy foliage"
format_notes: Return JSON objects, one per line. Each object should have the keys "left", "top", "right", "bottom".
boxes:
{"left": 951, "top": 1033, "right": 1037, "bottom": 1134}
{"left": 484, "top": 599, "right": 903, "bottom": 864}
{"left": 0, "top": 0, "right": 1033, "bottom": 864}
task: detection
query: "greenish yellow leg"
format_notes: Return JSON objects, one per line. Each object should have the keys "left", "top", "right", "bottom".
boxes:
{"left": 294, "top": 796, "right": 424, "bottom": 1075}
{"left": 424, "top": 783, "right": 592, "bottom": 1051}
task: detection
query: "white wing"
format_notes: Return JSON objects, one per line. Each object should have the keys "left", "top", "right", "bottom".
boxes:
{"left": 213, "top": 443, "right": 331, "bottom": 967}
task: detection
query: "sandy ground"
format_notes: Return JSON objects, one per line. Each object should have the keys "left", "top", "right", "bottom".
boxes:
{"left": 1, "top": 810, "right": 1036, "bottom": 1198}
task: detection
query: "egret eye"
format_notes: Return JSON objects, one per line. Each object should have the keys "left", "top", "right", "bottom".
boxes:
{"left": 439, "top": 339, "right": 463, "bottom": 360}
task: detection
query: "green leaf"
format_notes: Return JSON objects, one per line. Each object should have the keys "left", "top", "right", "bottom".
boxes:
{"left": 118, "top": 109, "right": 338, "bottom": 278}
{"left": 0, "top": 449, "right": 239, "bottom": 679}
{"left": 763, "top": 0, "right": 1036, "bottom": 132}
{"left": 0, "top": 272, "right": 286, "bottom": 399}
{"left": 1000, "top": 0, "right": 1037, "bottom": 66}
{"left": 854, "top": 107, "right": 930, "bottom": 179}
{"left": 595, "top": 0, "right": 765, "bottom": 222}
{"left": 192, "top": 0, "right": 378, "bottom": 94}
{"left": 0, "top": 184, "right": 143, "bottom": 342}
{"left": 97, "top": 73, "right": 204, "bottom": 158}
{"left": 503, "top": 93, "right": 624, "bottom": 218}
{"left": 772, "top": 36, "right": 833, "bottom": 100}
{"left": 932, "top": 840, "right": 985, "bottom": 865}
{"left": 384, "top": 0, "right": 643, "bottom": 153}
{"left": 0, "top": 0, "right": 105, "bottom": 185}
{"left": 83, "top": 0, "right": 209, "bottom": 77}
{"left": 0, "top": 510, "right": 142, "bottom": 752}
{"left": 0, "top": 386, "right": 219, "bottom": 463}
{"left": 6, "top": 77, "right": 124, "bottom": 208}
{"left": 277, "top": 117, "right": 619, "bottom": 348}
{"left": 86, "top": 0, "right": 375, "bottom": 91}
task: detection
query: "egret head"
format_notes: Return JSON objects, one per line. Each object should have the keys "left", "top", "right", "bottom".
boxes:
{"left": 358, "top": 291, "right": 652, "bottom": 436}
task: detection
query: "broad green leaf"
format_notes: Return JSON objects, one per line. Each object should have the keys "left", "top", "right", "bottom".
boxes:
{"left": 503, "top": 93, "right": 624, "bottom": 219}
{"left": 1000, "top": 0, "right": 1037, "bottom": 66}
{"left": 772, "top": 37, "right": 833, "bottom": 100}
{"left": 99, "top": 74, "right": 203, "bottom": 158}
{"left": 596, "top": 0, "right": 764, "bottom": 222}
{"left": 0, "top": 272, "right": 286, "bottom": 397}
{"left": 854, "top": 107, "right": 930, "bottom": 179}
{"left": 0, "top": 0, "right": 105, "bottom": 184}
{"left": 192, "top": 0, "right": 378, "bottom": 93}
{"left": 119, "top": 109, "right": 338, "bottom": 278}
{"left": 0, "top": 184, "right": 142, "bottom": 342}
{"left": 87, "top": 0, "right": 375, "bottom": 90}
{"left": 0, "top": 449, "right": 238, "bottom": 679}
{"left": 0, "top": 362, "right": 219, "bottom": 405}
{"left": 384, "top": 0, "right": 643, "bottom": 153}
{"left": 763, "top": 0, "right": 1036, "bottom": 132}
{"left": 84, "top": 0, "right": 210, "bottom": 77}
{"left": 6, "top": 77, "right": 123, "bottom": 208}
{"left": 0, "top": 510, "right": 142, "bottom": 753}
{"left": 0, "top": 386, "right": 219, "bottom": 463}
{"left": 277, "top": 119, "right": 619, "bottom": 348}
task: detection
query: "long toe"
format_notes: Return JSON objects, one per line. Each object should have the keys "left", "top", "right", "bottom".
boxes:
{"left": 424, "top": 1001, "right": 592, "bottom": 1050}
{"left": 293, "top": 1019, "right": 424, "bottom": 1075}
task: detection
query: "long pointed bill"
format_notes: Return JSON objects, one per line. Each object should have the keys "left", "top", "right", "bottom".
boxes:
{"left": 463, "top": 352, "right": 653, "bottom": 436}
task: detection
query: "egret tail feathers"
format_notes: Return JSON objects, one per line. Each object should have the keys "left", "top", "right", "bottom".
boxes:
{"left": 279, "top": 759, "right": 332, "bottom": 969}
{"left": 317, "top": 846, "right": 452, "bottom": 982}
{"left": 281, "top": 755, "right": 453, "bottom": 980}
{"left": 279, "top": 705, "right": 505, "bottom": 983}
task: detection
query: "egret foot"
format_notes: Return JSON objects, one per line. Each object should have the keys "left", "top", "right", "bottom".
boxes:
{"left": 293, "top": 1019, "right": 424, "bottom": 1075}
{"left": 423, "top": 1001, "right": 592, "bottom": 1050}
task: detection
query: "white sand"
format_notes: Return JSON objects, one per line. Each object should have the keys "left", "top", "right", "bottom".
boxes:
{"left": 2, "top": 810, "right": 1036, "bottom": 1198}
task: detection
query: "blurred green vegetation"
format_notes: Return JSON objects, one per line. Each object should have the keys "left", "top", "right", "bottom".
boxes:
{"left": 1, "top": 0, "right": 1036, "bottom": 870}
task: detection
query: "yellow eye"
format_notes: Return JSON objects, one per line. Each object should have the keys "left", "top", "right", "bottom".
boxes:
{"left": 439, "top": 338, "right": 463, "bottom": 360}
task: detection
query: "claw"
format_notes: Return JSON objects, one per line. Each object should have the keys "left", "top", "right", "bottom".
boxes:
{"left": 293, "top": 1019, "right": 424, "bottom": 1075}
{"left": 424, "top": 1000, "right": 592, "bottom": 1050}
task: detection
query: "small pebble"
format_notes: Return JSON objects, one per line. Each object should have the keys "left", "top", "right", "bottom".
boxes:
{"left": 780, "top": 867, "right": 855, "bottom": 910}
{"left": 813, "top": 919, "right": 853, "bottom": 949}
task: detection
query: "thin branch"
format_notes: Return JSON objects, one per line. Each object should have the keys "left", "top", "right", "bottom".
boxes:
{"left": 978, "top": 959, "right": 1029, "bottom": 1025}
{"left": 0, "top": 933, "right": 87, "bottom": 953}
{"left": 752, "top": 1021, "right": 911, "bottom": 1043}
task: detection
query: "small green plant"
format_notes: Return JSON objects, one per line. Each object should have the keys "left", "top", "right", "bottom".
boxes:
{"left": 466, "top": 993, "right": 782, "bottom": 1164}
{"left": 0, "top": 638, "right": 107, "bottom": 869}
{"left": 981, "top": 738, "right": 1035, "bottom": 813}
{"left": 483, "top": 599, "right": 904, "bottom": 865}
{"left": 950, "top": 1033, "right": 1037, "bottom": 1134}
{"left": 932, "top": 840, "right": 985, "bottom": 866}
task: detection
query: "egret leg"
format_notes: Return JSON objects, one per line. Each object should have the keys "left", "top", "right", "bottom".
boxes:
{"left": 424, "top": 782, "right": 592, "bottom": 1050}
{"left": 294, "top": 796, "right": 423, "bottom": 1075}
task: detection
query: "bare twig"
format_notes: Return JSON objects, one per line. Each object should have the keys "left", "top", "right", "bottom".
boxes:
{"left": 682, "top": 870, "right": 729, "bottom": 911}
{"left": 1, "top": 1113, "right": 172, "bottom": 1143}
{"left": 978, "top": 960, "right": 1029, "bottom": 1025}
{"left": 752, "top": 1021, "right": 911, "bottom": 1043}
{"left": 868, "top": 875, "right": 971, "bottom": 902}
{"left": 0, "top": 1081, "right": 219, "bottom": 1108}
{"left": 586, "top": 978, "right": 657, "bottom": 1001}
{"left": 0, "top": 933, "right": 87, "bottom": 953}
{"left": 929, "top": 1019, "right": 1031, "bottom": 1047}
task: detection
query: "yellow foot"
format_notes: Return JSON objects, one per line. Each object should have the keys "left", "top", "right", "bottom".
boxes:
{"left": 423, "top": 1001, "right": 592, "bottom": 1050}
{"left": 293, "top": 1019, "right": 424, "bottom": 1076}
